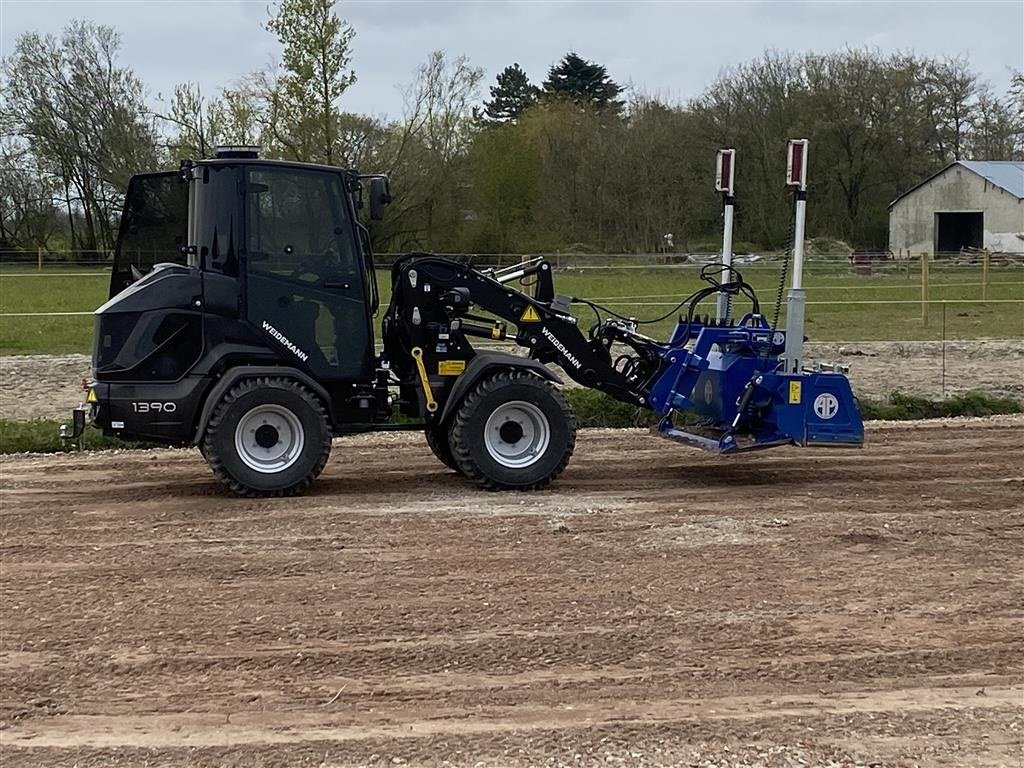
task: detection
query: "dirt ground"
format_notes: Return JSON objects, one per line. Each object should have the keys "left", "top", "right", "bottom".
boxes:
{"left": 1, "top": 340, "right": 1022, "bottom": 422}
{"left": 1, "top": 420, "right": 1022, "bottom": 767}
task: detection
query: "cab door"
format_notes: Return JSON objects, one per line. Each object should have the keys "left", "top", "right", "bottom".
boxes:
{"left": 243, "top": 165, "right": 372, "bottom": 381}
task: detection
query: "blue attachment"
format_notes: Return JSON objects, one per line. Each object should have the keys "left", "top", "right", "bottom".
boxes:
{"left": 647, "top": 315, "right": 864, "bottom": 454}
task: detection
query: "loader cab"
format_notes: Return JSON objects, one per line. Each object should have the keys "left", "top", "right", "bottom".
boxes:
{"left": 105, "top": 150, "right": 385, "bottom": 384}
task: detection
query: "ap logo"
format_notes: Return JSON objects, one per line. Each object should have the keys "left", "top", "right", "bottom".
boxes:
{"left": 813, "top": 393, "right": 840, "bottom": 420}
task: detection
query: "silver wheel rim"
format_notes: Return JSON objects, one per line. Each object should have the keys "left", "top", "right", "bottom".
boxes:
{"left": 234, "top": 404, "right": 305, "bottom": 474}
{"left": 483, "top": 400, "right": 550, "bottom": 469}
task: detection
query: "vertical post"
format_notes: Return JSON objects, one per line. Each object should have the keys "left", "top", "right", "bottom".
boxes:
{"left": 921, "top": 251, "right": 929, "bottom": 326}
{"left": 714, "top": 148, "right": 736, "bottom": 322}
{"left": 941, "top": 300, "right": 946, "bottom": 398}
{"left": 981, "top": 249, "right": 989, "bottom": 301}
{"left": 37, "top": 245, "right": 43, "bottom": 272}
{"left": 783, "top": 139, "right": 809, "bottom": 374}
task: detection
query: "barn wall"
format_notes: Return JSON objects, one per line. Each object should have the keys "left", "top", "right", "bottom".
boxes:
{"left": 888, "top": 166, "right": 1024, "bottom": 256}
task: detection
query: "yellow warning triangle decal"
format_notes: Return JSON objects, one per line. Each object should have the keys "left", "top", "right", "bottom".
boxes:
{"left": 86, "top": 388, "right": 98, "bottom": 403}
{"left": 520, "top": 305, "right": 541, "bottom": 323}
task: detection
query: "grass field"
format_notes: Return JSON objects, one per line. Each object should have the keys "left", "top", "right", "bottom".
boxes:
{"left": 1, "top": 260, "right": 1021, "bottom": 355}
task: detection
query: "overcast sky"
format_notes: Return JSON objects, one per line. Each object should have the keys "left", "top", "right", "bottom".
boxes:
{"left": 1, "top": 0, "right": 1022, "bottom": 119}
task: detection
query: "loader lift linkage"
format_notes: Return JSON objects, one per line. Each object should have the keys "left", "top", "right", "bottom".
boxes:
{"left": 64, "top": 144, "right": 863, "bottom": 496}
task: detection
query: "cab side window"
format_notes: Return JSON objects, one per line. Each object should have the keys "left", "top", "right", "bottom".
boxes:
{"left": 247, "top": 168, "right": 355, "bottom": 279}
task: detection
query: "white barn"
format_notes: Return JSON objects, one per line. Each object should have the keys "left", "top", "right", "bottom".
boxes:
{"left": 888, "top": 160, "right": 1024, "bottom": 257}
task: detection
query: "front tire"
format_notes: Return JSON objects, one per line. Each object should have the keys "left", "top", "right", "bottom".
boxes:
{"left": 449, "top": 371, "right": 576, "bottom": 490}
{"left": 425, "top": 424, "right": 460, "bottom": 472}
{"left": 202, "top": 377, "right": 332, "bottom": 497}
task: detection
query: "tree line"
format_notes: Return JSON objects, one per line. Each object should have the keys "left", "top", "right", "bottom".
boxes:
{"left": 2, "top": 0, "right": 1022, "bottom": 259}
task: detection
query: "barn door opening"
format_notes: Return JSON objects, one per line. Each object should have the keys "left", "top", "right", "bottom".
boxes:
{"left": 935, "top": 212, "right": 983, "bottom": 255}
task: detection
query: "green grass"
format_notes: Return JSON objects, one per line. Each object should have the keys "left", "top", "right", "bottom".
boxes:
{"left": 858, "top": 391, "right": 1023, "bottom": 420}
{"left": 0, "top": 269, "right": 110, "bottom": 354}
{"left": 0, "top": 419, "right": 151, "bottom": 453}
{"left": 3, "top": 390, "right": 1018, "bottom": 455}
{"left": 1, "top": 261, "right": 1021, "bottom": 355}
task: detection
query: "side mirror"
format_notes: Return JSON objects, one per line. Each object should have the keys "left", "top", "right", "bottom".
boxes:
{"left": 369, "top": 176, "right": 392, "bottom": 221}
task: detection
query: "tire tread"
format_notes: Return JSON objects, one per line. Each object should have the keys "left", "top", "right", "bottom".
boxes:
{"left": 201, "top": 376, "right": 331, "bottom": 497}
{"left": 450, "top": 370, "right": 575, "bottom": 490}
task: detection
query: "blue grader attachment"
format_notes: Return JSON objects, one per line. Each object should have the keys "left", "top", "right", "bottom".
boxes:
{"left": 646, "top": 315, "right": 864, "bottom": 454}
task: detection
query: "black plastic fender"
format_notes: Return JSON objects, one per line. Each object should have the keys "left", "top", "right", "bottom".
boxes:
{"left": 437, "top": 351, "right": 562, "bottom": 424}
{"left": 191, "top": 365, "right": 335, "bottom": 444}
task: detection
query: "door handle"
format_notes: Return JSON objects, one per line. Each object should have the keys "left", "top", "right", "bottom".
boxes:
{"left": 324, "top": 281, "right": 351, "bottom": 289}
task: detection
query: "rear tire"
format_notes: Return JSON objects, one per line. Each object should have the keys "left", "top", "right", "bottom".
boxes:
{"left": 202, "top": 377, "right": 332, "bottom": 497}
{"left": 449, "top": 371, "right": 576, "bottom": 490}
{"left": 425, "top": 425, "right": 460, "bottom": 472}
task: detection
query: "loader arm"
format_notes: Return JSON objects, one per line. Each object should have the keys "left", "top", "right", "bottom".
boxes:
{"left": 381, "top": 254, "right": 657, "bottom": 419}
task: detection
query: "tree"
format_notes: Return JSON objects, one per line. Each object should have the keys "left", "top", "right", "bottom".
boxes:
{"left": 1, "top": 20, "right": 157, "bottom": 255}
{"left": 968, "top": 88, "right": 1023, "bottom": 160}
{"left": 481, "top": 63, "right": 539, "bottom": 124}
{"left": 330, "top": 50, "right": 485, "bottom": 252}
{"left": 263, "top": 0, "right": 357, "bottom": 164}
{"left": 0, "top": 138, "right": 62, "bottom": 251}
{"left": 156, "top": 83, "right": 220, "bottom": 160}
{"left": 1010, "top": 70, "right": 1024, "bottom": 120}
{"left": 157, "top": 82, "right": 264, "bottom": 162}
{"left": 542, "top": 52, "right": 623, "bottom": 113}
{"left": 922, "top": 56, "right": 978, "bottom": 161}
{"left": 468, "top": 122, "right": 542, "bottom": 250}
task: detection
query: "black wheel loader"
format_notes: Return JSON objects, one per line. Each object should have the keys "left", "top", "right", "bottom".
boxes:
{"left": 64, "top": 146, "right": 863, "bottom": 496}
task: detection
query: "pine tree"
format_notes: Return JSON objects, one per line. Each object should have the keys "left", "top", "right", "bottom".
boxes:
{"left": 482, "top": 63, "right": 539, "bottom": 124}
{"left": 542, "top": 52, "right": 623, "bottom": 112}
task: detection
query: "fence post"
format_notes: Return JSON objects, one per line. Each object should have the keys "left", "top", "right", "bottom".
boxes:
{"left": 37, "top": 246, "right": 43, "bottom": 272}
{"left": 921, "top": 251, "right": 929, "bottom": 326}
{"left": 981, "top": 249, "right": 990, "bottom": 301}
{"left": 941, "top": 300, "right": 947, "bottom": 399}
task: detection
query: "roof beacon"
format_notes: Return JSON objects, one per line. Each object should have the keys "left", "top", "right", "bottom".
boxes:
{"left": 215, "top": 145, "right": 261, "bottom": 159}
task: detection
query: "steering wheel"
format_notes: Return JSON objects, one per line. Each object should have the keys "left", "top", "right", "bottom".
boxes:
{"left": 289, "top": 254, "right": 323, "bottom": 282}
{"left": 289, "top": 250, "right": 352, "bottom": 285}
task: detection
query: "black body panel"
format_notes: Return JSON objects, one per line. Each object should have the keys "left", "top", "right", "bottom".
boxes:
{"left": 94, "top": 265, "right": 203, "bottom": 381}
{"left": 93, "top": 376, "right": 211, "bottom": 444}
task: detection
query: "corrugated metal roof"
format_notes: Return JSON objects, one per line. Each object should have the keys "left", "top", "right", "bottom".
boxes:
{"left": 958, "top": 160, "right": 1024, "bottom": 198}
{"left": 890, "top": 160, "right": 1024, "bottom": 207}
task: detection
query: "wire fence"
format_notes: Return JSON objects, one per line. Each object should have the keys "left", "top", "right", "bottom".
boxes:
{"left": 1, "top": 250, "right": 1021, "bottom": 346}
{"left": 2, "top": 248, "right": 1023, "bottom": 268}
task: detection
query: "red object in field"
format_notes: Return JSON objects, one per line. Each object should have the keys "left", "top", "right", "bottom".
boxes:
{"left": 786, "top": 139, "right": 808, "bottom": 190}
{"left": 715, "top": 149, "right": 735, "bottom": 194}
